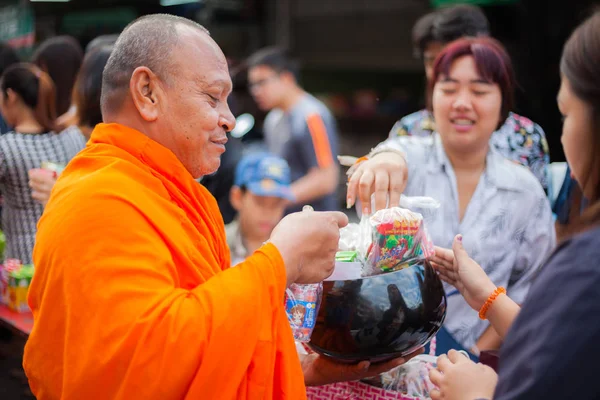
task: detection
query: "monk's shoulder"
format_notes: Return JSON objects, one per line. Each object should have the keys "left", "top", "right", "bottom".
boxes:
{"left": 50, "top": 151, "right": 170, "bottom": 219}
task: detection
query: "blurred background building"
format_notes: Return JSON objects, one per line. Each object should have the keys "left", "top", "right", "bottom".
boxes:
{"left": 0, "top": 0, "right": 595, "bottom": 164}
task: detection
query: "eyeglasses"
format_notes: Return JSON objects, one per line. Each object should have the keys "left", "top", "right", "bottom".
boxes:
{"left": 248, "top": 74, "right": 280, "bottom": 90}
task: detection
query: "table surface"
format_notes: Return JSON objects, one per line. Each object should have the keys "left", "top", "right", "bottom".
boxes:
{"left": 0, "top": 304, "right": 32, "bottom": 336}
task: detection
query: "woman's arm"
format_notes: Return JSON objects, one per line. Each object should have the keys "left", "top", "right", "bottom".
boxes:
{"left": 431, "top": 236, "right": 521, "bottom": 340}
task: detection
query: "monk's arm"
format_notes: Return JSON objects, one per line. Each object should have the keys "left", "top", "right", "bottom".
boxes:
{"left": 51, "top": 197, "right": 291, "bottom": 399}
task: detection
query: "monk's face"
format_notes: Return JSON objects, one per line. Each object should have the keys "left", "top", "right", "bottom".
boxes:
{"left": 160, "top": 27, "right": 236, "bottom": 178}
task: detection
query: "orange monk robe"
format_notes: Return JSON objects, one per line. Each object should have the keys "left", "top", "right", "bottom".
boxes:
{"left": 23, "top": 123, "right": 306, "bottom": 400}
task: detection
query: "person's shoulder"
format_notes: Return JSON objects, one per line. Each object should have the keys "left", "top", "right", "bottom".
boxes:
{"left": 55, "top": 148, "right": 168, "bottom": 213}
{"left": 502, "top": 112, "right": 546, "bottom": 136}
{"left": 296, "top": 94, "right": 334, "bottom": 120}
{"left": 536, "top": 225, "right": 600, "bottom": 293}
{"left": 555, "top": 225, "right": 600, "bottom": 264}
{"left": 490, "top": 151, "right": 546, "bottom": 195}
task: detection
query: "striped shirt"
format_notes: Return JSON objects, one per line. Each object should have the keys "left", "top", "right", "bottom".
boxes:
{"left": 0, "top": 126, "right": 86, "bottom": 263}
{"left": 263, "top": 93, "right": 339, "bottom": 213}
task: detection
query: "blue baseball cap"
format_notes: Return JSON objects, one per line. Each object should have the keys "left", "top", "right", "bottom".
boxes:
{"left": 234, "top": 152, "right": 295, "bottom": 201}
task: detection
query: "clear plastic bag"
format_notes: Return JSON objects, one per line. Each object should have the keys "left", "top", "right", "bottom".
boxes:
{"left": 285, "top": 283, "right": 323, "bottom": 342}
{"left": 378, "top": 354, "right": 439, "bottom": 399}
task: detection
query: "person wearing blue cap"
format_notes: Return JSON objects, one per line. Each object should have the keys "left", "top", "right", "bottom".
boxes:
{"left": 226, "top": 152, "right": 295, "bottom": 265}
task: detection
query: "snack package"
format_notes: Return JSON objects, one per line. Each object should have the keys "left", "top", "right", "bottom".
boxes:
{"left": 326, "top": 251, "right": 363, "bottom": 281}
{"left": 1, "top": 259, "right": 22, "bottom": 305}
{"left": 285, "top": 283, "right": 322, "bottom": 342}
{"left": 378, "top": 354, "right": 439, "bottom": 399}
{"left": 365, "top": 207, "right": 432, "bottom": 276}
{"left": 8, "top": 264, "right": 34, "bottom": 313}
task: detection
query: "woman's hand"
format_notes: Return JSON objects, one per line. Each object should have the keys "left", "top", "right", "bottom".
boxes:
{"left": 301, "top": 348, "right": 423, "bottom": 387}
{"left": 346, "top": 151, "right": 408, "bottom": 215}
{"left": 429, "top": 350, "right": 498, "bottom": 400}
{"left": 430, "top": 235, "right": 497, "bottom": 311}
{"left": 28, "top": 168, "right": 57, "bottom": 207}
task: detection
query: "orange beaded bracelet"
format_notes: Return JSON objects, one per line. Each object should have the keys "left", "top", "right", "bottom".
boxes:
{"left": 478, "top": 287, "right": 506, "bottom": 320}
{"left": 355, "top": 156, "right": 369, "bottom": 165}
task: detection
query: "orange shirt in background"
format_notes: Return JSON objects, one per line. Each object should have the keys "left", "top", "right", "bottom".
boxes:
{"left": 23, "top": 123, "right": 306, "bottom": 400}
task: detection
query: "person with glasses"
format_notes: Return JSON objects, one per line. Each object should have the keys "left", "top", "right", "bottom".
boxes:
{"left": 247, "top": 47, "right": 340, "bottom": 213}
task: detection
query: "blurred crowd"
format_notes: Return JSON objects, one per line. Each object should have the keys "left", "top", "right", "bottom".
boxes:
{"left": 0, "top": 2, "right": 597, "bottom": 399}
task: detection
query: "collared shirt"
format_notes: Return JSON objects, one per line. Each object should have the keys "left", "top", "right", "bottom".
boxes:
{"left": 389, "top": 110, "right": 551, "bottom": 193}
{"left": 377, "top": 134, "right": 556, "bottom": 350}
{"left": 225, "top": 218, "right": 248, "bottom": 267}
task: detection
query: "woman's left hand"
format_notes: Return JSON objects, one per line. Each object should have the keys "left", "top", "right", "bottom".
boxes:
{"left": 429, "top": 350, "right": 498, "bottom": 400}
{"left": 302, "top": 348, "right": 423, "bottom": 387}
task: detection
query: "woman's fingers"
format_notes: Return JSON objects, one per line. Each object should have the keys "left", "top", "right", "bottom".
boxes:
{"left": 373, "top": 170, "right": 390, "bottom": 211}
{"left": 358, "top": 169, "right": 375, "bottom": 215}
{"left": 346, "top": 166, "right": 364, "bottom": 209}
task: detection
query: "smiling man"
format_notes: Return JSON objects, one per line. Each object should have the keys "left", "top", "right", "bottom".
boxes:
{"left": 22, "top": 14, "right": 351, "bottom": 400}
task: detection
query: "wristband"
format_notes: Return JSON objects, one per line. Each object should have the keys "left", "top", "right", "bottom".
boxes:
{"left": 479, "top": 287, "right": 506, "bottom": 320}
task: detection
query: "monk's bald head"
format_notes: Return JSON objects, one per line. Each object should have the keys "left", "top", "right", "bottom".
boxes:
{"left": 100, "top": 14, "right": 210, "bottom": 117}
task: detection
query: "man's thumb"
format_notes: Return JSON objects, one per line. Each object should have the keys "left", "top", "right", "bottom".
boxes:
{"left": 452, "top": 234, "right": 470, "bottom": 263}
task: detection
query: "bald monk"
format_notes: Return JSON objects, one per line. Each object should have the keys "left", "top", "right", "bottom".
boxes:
{"left": 23, "top": 14, "right": 418, "bottom": 400}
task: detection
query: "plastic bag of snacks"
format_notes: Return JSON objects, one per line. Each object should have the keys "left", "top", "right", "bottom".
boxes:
{"left": 285, "top": 283, "right": 323, "bottom": 342}
{"left": 8, "top": 264, "right": 34, "bottom": 313}
{"left": 378, "top": 354, "right": 439, "bottom": 399}
{"left": 364, "top": 207, "right": 435, "bottom": 276}
{"left": 1, "top": 259, "right": 22, "bottom": 305}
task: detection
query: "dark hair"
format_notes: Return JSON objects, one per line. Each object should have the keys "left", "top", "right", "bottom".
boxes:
{"left": 32, "top": 36, "right": 83, "bottom": 117}
{"left": 1, "top": 63, "right": 57, "bottom": 132}
{"left": 430, "top": 37, "right": 514, "bottom": 126}
{"left": 560, "top": 10, "right": 600, "bottom": 232}
{"left": 85, "top": 34, "right": 119, "bottom": 55}
{"left": 433, "top": 4, "right": 490, "bottom": 44}
{"left": 247, "top": 47, "right": 300, "bottom": 80}
{"left": 0, "top": 42, "right": 19, "bottom": 77}
{"left": 74, "top": 45, "right": 113, "bottom": 129}
{"left": 412, "top": 11, "right": 437, "bottom": 59}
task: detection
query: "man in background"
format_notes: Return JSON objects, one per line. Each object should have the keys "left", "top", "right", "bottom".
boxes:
{"left": 248, "top": 47, "right": 340, "bottom": 213}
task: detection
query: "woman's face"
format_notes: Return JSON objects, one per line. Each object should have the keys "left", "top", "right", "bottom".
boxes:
{"left": 433, "top": 55, "right": 502, "bottom": 155}
{"left": 558, "top": 76, "right": 595, "bottom": 198}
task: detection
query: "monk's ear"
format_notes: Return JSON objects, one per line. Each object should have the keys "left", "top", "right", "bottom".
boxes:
{"left": 230, "top": 186, "right": 243, "bottom": 211}
{"left": 129, "top": 66, "right": 162, "bottom": 122}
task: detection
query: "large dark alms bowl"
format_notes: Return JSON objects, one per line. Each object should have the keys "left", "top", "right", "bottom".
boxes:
{"left": 308, "top": 259, "right": 446, "bottom": 363}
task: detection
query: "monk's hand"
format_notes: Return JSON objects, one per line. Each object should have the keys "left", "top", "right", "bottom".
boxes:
{"left": 28, "top": 168, "right": 57, "bottom": 207}
{"left": 301, "top": 348, "right": 423, "bottom": 387}
{"left": 346, "top": 151, "right": 408, "bottom": 215}
{"left": 269, "top": 211, "right": 349, "bottom": 286}
{"left": 429, "top": 350, "right": 497, "bottom": 400}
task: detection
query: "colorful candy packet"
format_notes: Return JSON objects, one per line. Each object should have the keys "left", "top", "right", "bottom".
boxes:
{"left": 365, "top": 207, "right": 433, "bottom": 275}
{"left": 285, "top": 283, "right": 322, "bottom": 342}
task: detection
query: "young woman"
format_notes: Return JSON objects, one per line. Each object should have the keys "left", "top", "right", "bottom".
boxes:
{"left": 29, "top": 46, "right": 114, "bottom": 207}
{"left": 346, "top": 37, "right": 555, "bottom": 358}
{"left": 0, "top": 63, "right": 85, "bottom": 263}
{"left": 428, "top": 11, "right": 600, "bottom": 400}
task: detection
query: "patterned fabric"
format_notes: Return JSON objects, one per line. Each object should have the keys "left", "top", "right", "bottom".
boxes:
{"left": 306, "top": 381, "right": 421, "bottom": 400}
{"left": 376, "top": 134, "right": 556, "bottom": 350}
{"left": 389, "top": 110, "right": 550, "bottom": 193}
{"left": 0, "top": 126, "right": 86, "bottom": 263}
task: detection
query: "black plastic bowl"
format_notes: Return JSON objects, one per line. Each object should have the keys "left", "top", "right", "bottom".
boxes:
{"left": 308, "top": 259, "right": 447, "bottom": 363}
